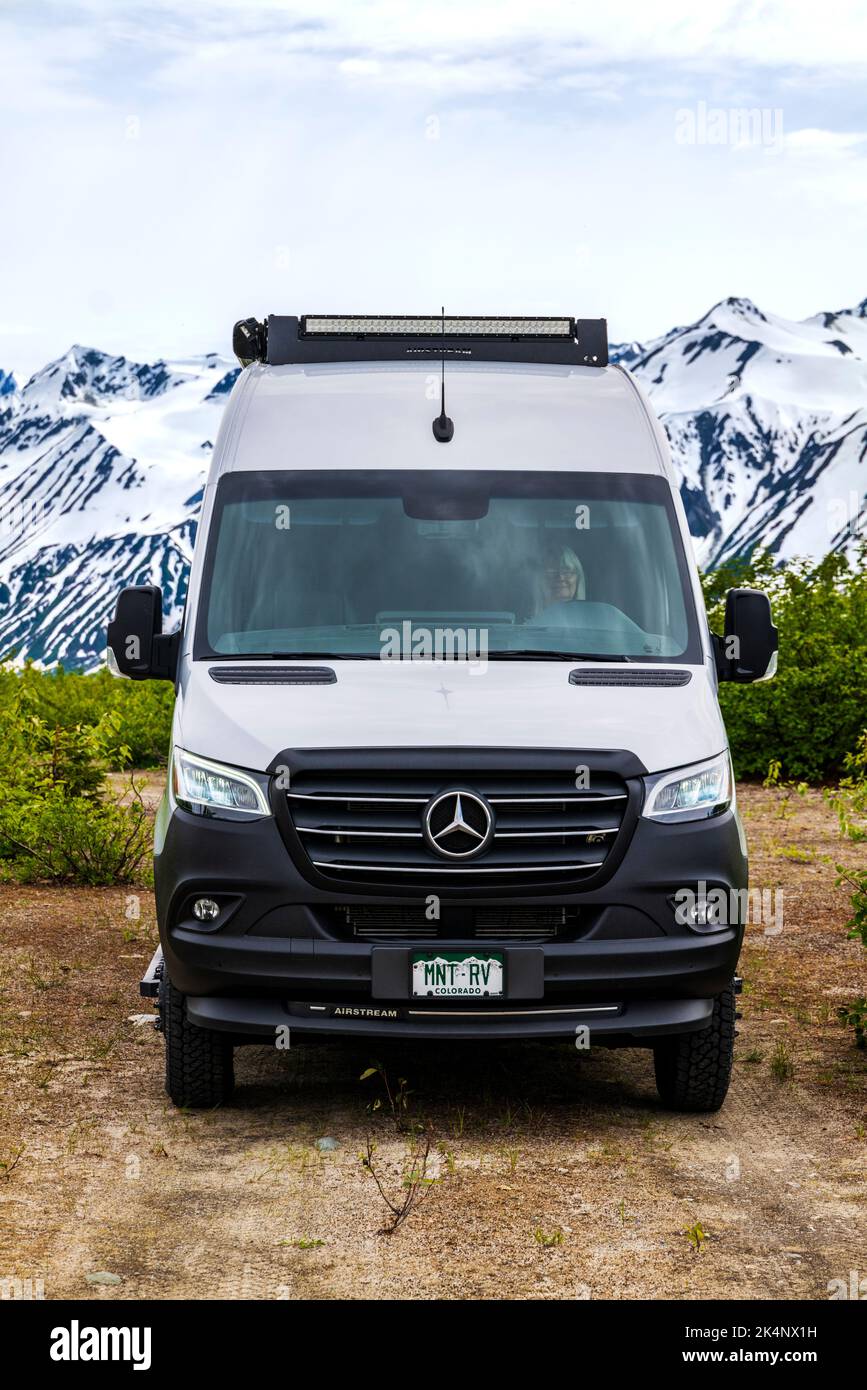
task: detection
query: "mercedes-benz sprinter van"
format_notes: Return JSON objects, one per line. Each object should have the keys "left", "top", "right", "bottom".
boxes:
{"left": 108, "top": 314, "right": 777, "bottom": 1113}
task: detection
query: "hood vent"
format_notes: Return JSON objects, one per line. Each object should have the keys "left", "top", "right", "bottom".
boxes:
{"left": 569, "top": 668, "right": 691, "bottom": 688}
{"left": 209, "top": 665, "right": 336, "bottom": 685}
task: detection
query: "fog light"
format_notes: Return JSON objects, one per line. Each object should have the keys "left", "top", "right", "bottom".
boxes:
{"left": 192, "top": 897, "right": 220, "bottom": 923}
{"left": 685, "top": 901, "right": 713, "bottom": 927}
{"left": 668, "top": 887, "right": 728, "bottom": 932}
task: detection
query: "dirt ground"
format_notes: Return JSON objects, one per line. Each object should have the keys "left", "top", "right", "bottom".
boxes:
{"left": 1, "top": 782, "right": 865, "bottom": 1301}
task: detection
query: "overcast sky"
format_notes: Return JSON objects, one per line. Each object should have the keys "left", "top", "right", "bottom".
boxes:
{"left": 1, "top": 0, "right": 866, "bottom": 378}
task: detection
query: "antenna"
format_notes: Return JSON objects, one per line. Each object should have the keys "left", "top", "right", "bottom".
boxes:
{"left": 432, "top": 305, "right": 454, "bottom": 443}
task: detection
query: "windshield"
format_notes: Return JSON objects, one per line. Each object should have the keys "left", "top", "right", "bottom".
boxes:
{"left": 194, "top": 470, "right": 700, "bottom": 662}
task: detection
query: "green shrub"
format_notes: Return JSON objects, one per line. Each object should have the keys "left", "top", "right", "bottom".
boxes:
{"left": 837, "top": 867, "right": 867, "bottom": 953}
{"left": 830, "top": 732, "right": 867, "bottom": 842}
{"left": 701, "top": 547, "right": 867, "bottom": 782}
{"left": 0, "top": 693, "right": 126, "bottom": 800}
{"left": 0, "top": 683, "right": 152, "bottom": 885}
{"left": 0, "top": 783, "right": 151, "bottom": 886}
{"left": 836, "top": 867, "right": 867, "bottom": 1050}
{"left": 838, "top": 998, "right": 867, "bottom": 1049}
{"left": 0, "top": 663, "right": 173, "bottom": 768}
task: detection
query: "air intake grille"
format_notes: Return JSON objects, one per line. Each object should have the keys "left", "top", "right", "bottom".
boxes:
{"left": 209, "top": 665, "right": 336, "bottom": 685}
{"left": 283, "top": 756, "right": 632, "bottom": 888}
{"left": 569, "top": 668, "right": 691, "bottom": 688}
{"left": 336, "top": 904, "right": 581, "bottom": 942}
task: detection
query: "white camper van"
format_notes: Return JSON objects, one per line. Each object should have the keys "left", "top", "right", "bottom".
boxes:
{"left": 108, "top": 315, "right": 777, "bottom": 1113}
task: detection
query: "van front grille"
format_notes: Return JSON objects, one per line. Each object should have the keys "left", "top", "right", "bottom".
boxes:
{"left": 280, "top": 751, "right": 634, "bottom": 890}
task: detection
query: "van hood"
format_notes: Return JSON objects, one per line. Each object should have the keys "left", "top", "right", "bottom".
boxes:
{"left": 175, "top": 660, "right": 726, "bottom": 776}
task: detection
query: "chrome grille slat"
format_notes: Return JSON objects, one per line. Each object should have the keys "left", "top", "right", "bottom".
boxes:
{"left": 287, "top": 793, "right": 428, "bottom": 805}
{"left": 299, "top": 826, "right": 614, "bottom": 840}
{"left": 495, "top": 827, "right": 617, "bottom": 839}
{"left": 488, "top": 794, "right": 627, "bottom": 805}
{"left": 312, "top": 860, "right": 606, "bottom": 874}
{"left": 296, "top": 826, "right": 424, "bottom": 838}
{"left": 287, "top": 791, "right": 625, "bottom": 805}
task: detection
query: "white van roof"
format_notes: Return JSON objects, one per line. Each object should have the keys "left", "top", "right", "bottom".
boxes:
{"left": 219, "top": 360, "right": 668, "bottom": 479}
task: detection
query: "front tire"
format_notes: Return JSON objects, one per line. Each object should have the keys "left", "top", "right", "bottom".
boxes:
{"left": 163, "top": 977, "right": 235, "bottom": 1108}
{"left": 653, "top": 987, "right": 735, "bottom": 1112}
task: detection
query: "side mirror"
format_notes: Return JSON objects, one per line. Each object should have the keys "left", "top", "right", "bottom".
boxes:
{"left": 106, "top": 585, "right": 179, "bottom": 682}
{"left": 713, "top": 587, "right": 778, "bottom": 683}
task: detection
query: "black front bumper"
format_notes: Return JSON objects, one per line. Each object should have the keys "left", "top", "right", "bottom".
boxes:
{"left": 186, "top": 993, "right": 715, "bottom": 1043}
{"left": 154, "top": 792, "right": 748, "bottom": 1045}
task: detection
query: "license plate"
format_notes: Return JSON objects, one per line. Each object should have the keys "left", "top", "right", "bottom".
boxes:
{"left": 411, "top": 951, "right": 504, "bottom": 999}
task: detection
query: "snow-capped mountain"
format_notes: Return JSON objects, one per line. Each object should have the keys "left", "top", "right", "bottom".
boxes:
{"left": 616, "top": 296, "right": 867, "bottom": 566}
{"left": 0, "top": 347, "right": 237, "bottom": 668}
{"left": 0, "top": 297, "right": 864, "bottom": 669}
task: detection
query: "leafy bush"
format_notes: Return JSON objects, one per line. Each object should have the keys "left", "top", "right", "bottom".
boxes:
{"left": 0, "top": 686, "right": 125, "bottom": 799}
{"left": 838, "top": 867, "right": 867, "bottom": 953}
{"left": 0, "top": 784, "right": 151, "bottom": 886}
{"left": 829, "top": 732, "right": 867, "bottom": 842}
{"left": 838, "top": 998, "right": 867, "bottom": 1049}
{"left": 0, "top": 663, "right": 173, "bottom": 768}
{"left": 0, "top": 681, "right": 152, "bottom": 885}
{"left": 701, "top": 547, "right": 867, "bottom": 782}
{"left": 836, "top": 866, "right": 867, "bottom": 1050}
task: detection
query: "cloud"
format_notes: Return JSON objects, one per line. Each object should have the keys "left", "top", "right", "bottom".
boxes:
{"left": 781, "top": 126, "right": 867, "bottom": 207}
{"left": 0, "top": 0, "right": 865, "bottom": 376}
{"left": 785, "top": 127, "right": 867, "bottom": 151}
{"left": 103, "top": 0, "right": 867, "bottom": 71}
{"left": 8, "top": 0, "right": 867, "bottom": 108}
{"left": 0, "top": 20, "right": 105, "bottom": 113}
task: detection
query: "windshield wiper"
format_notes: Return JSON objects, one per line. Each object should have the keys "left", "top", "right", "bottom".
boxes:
{"left": 487, "top": 649, "right": 633, "bottom": 662}
{"left": 206, "top": 652, "right": 382, "bottom": 661}
{"left": 270, "top": 652, "right": 384, "bottom": 660}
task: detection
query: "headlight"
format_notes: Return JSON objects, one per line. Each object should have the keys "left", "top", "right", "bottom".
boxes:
{"left": 642, "top": 751, "right": 733, "bottom": 823}
{"left": 171, "top": 748, "right": 271, "bottom": 819}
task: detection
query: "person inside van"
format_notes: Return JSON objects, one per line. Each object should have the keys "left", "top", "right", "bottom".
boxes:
{"left": 532, "top": 540, "right": 586, "bottom": 617}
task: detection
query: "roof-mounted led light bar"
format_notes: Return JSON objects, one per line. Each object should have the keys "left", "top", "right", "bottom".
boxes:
{"left": 232, "top": 314, "right": 608, "bottom": 368}
{"left": 301, "top": 315, "right": 575, "bottom": 339}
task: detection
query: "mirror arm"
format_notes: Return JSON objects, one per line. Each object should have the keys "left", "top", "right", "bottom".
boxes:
{"left": 711, "top": 631, "right": 731, "bottom": 681}
{"left": 151, "top": 628, "right": 181, "bottom": 683}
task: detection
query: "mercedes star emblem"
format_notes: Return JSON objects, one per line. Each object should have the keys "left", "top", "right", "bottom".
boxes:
{"left": 422, "top": 788, "right": 495, "bottom": 860}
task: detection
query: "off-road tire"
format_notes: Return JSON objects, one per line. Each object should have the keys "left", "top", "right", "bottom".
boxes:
{"left": 653, "top": 986, "right": 735, "bottom": 1112}
{"left": 163, "top": 977, "right": 234, "bottom": 1108}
